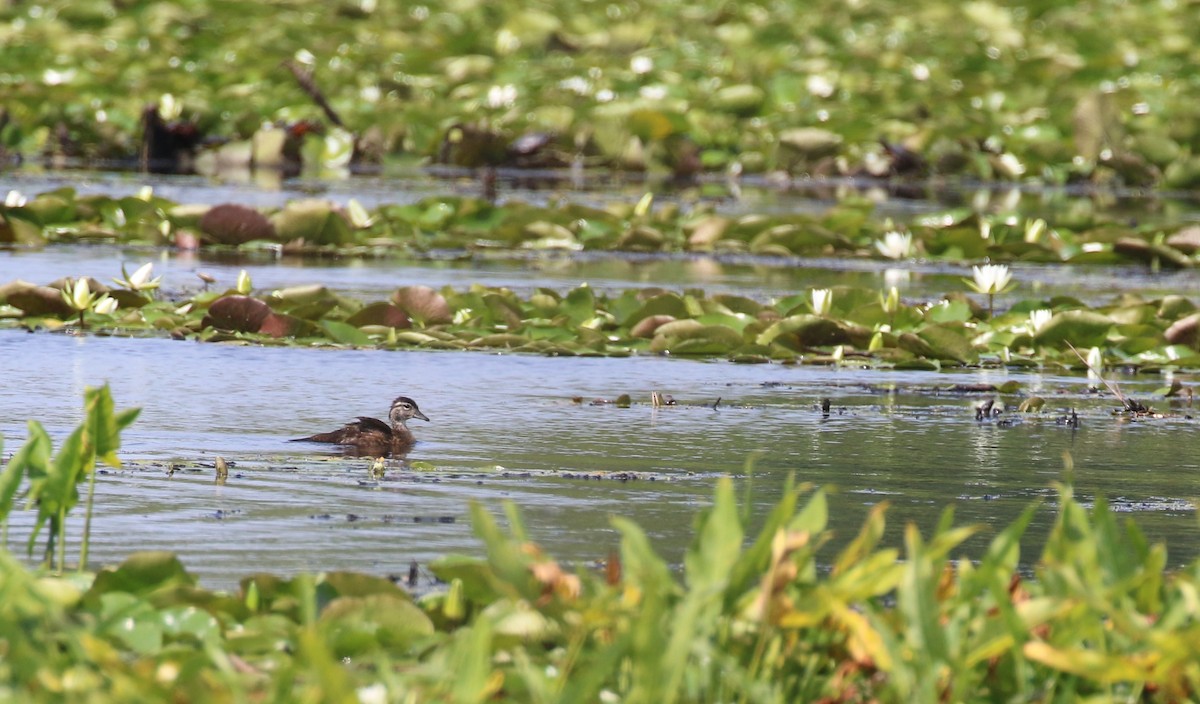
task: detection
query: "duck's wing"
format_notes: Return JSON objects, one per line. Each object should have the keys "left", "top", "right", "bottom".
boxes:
{"left": 352, "top": 416, "right": 393, "bottom": 435}
{"left": 291, "top": 416, "right": 390, "bottom": 444}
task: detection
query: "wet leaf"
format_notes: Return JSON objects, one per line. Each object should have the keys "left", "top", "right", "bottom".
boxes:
{"left": 756, "top": 314, "right": 849, "bottom": 348}
{"left": 344, "top": 302, "right": 411, "bottom": 329}
{"left": 630, "top": 314, "right": 676, "bottom": 338}
{"left": 5, "top": 283, "right": 75, "bottom": 317}
{"left": 1034, "top": 311, "right": 1114, "bottom": 348}
{"left": 320, "top": 320, "right": 373, "bottom": 346}
{"left": 392, "top": 286, "right": 452, "bottom": 326}
{"left": 202, "top": 295, "right": 272, "bottom": 333}
{"left": 917, "top": 325, "right": 978, "bottom": 364}
{"left": 272, "top": 200, "right": 352, "bottom": 246}
{"left": 199, "top": 203, "right": 277, "bottom": 245}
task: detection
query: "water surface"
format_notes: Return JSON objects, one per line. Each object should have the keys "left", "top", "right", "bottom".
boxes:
{"left": 1, "top": 331, "right": 1195, "bottom": 588}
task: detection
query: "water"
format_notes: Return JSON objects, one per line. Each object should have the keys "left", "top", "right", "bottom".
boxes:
{"left": 3, "top": 170, "right": 1199, "bottom": 588}
{"left": 0, "top": 331, "right": 1196, "bottom": 589}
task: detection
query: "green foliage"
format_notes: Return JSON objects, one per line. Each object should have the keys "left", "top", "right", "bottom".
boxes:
{"left": 1, "top": 384, "right": 139, "bottom": 571}
{"left": 9, "top": 240, "right": 1200, "bottom": 369}
{"left": 3, "top": 0, "right": 1200, "bottom": 182}
{"left": 3, "top": 391, "right": 1200, "bottom": 699}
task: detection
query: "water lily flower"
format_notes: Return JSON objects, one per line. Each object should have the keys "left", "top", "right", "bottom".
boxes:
{"left": 875, "top": 231, "right": 913, "bottom": 260}
{"left": 1087, "top": 346, "right": 1104, "bottom": 386}
{"left": 963, "top": 264, "right": 1015, "bottom": 317}
{"left": 112, "top": 262, "right": 162, "bottom": 294}
{"left": 5, "top": 190, "right": 26, "bottom": 207}
{"left": 92, "top": 295, "right": 119, "bottom": 316}
{"left": 966, "top": 264, "right": 1012, "bottom": 295}
{"left": 811, "top": 288, "right": 833, "bottom": 316}
{"left": 61, "top": 278, "right": 96, "bottom": 313}
{"left": 880, "top": 286, "right": 900, "bottom": 315}
{"left": 1028, "top": 308, "right": 1053, "bottom": 335}
{"left": 236, "top": 269, "right": 253, "bottom": 295}
{"left": 1024, "top": 218, "right": 1047, "bottom": 243}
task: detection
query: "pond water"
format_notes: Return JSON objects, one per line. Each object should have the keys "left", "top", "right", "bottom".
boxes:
{"left": 3, "top": 170, "right": 1200, "bottom": 589}
{"left": 0, "top": 330, "right": 1197, "bottom": 589}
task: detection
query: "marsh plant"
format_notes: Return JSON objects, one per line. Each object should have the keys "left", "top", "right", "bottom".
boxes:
{"left": 59, "top": 278, "right": 118, "bottom": 329}
{"left": 0, "top": 385, "right": 139, "bottom": 572}
{"left": 964, "top": 263, "right": 1015, "bottom": 318}
{"left": 111, "top": 262, "right": 162, "bottom": 299}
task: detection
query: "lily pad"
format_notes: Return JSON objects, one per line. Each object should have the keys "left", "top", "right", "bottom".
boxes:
{"left": 344, "top": 302, "right": 411, "bottom": 329}
{"left": 272, "top": 200, "right": 352, "bottom": 246}
{"left": 756, "top": 314, "right": 850, "bottom": 349}
{"left": 392, "top": 286, "right": 452, "bottom": 326}
{"left": 199, "top": 204, "right": 277, "bottom": 245}
{"left": 1034, "top": 310, "right": 1114, "bottom": 348}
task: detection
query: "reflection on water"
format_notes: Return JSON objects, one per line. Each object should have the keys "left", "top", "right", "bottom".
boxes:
{"left": 0, "top": 331, "right": 1196, "bottom": 587}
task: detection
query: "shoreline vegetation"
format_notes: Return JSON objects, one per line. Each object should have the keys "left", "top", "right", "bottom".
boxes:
{"left": 1, "top": 387, "right": 1197, "bottom": 700}
{"left": 3, "top": 0, "right": 1200, "bottom": 188}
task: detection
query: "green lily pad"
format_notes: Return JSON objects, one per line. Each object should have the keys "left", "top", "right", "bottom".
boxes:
{"left": 320, "top": 594, "right": 434, "bottom": 656}
{"left": 917, "top": 324, "right": 978, "bottom": 364}
{"left": 756, "top": 314, "right": 849, "bottom": 348}
{"left": 320, "top": 320, "right": 374, "bottom": 346}
{"left": 1034, "top": 310, "right": 1113, "bottom": 348}
{"left": 651, "top": 324, "right": 745, "bottom": 355}
{"left": 272, "top": 200, "right": 352, "bottom": 246}
{"left": 625, "top": 292, "right": 689, "bottom": 327}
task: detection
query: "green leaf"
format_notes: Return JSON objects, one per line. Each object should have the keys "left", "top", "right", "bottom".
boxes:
{"left": 320, "top": 320, "right": 373, "bottom": 346}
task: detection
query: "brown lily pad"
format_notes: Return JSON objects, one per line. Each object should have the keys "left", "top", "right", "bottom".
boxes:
{"left": 5, "top": 283, "right": 74, "bottom": 317}
{"left": 201, "top": 295, "right": 298, "bottom": 338}
{"left": 630, "top": 314, "right": 676, "bottom": 338}
{"left": 1165, "top": 313, "right": 1200, "bottom": 346}
{"left": 392, "top": 286, "right": 452, "bottom": 326}
{"left": 199, "top": 204, "right": 277, "bottom": 245}
{"left": 344, "top": 302, "right": 411, "bottom": 329}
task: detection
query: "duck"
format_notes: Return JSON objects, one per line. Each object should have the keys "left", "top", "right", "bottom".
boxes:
{"left": 291, "top": 396, "right": 429, "bottom": 456}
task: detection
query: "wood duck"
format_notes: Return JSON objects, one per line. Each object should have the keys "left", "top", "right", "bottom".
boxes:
{"left": 291, "top": 396, "right": 429, "bottom": 456}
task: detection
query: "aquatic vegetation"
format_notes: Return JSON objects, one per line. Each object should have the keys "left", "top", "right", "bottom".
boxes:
{"left": 1, "top": 390, "right": 1200, "bottom": 699}
{"left": 0, "top": 384, "right": 139, "bottom": 571}
{"left": 8, "top": 260, "right": 1200, "bottom": 371}
{"left": 963, "top": 263, "right": 1015, "bottom": 317}
{"left": 2, "top": 0, "right": 1199, "bottom": 186}
{"left": 5, "top": 187, "right": 1200, "bottom": 270}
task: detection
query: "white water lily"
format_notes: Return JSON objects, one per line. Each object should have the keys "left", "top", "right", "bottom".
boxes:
{"left": 1086, "top": 346, "right": 1104, "bottom": 385}
{"left": 1028, "top": 308, "right": 1053, "bottom": 335}
{"left": 92, "top": 295, "right": 119, "bottom": 316}
{"left": 874, "top": 231, "right": 913, "bottom": 260}
{"left": 966, "top": 264, "right": 1013, "bottom": 295}
{"left": 963, "top": 264, "right": 1014, "bottom": 318}
{"left": 112, "top": 262, "right": 162, "bottom": 294}
{"left": 61, "top": 278, "right": 95, "bottom": 313}
{"left": 811, "top": 288, "right": 833, "bottom": 316}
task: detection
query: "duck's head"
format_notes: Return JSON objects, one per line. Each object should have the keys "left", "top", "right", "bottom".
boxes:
{"left": 389, "top": 396, "right": 430, "bottom": 426}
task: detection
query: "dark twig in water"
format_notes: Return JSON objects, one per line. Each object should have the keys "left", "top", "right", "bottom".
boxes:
{"left": 712, "top": 397, "right": 722, "bottom": 410}
{"left": 282, "top": 60, "right": 346, "bottom": 129}
{"left": 1065, "top": 342, "right": 1148, "bottom": 413}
